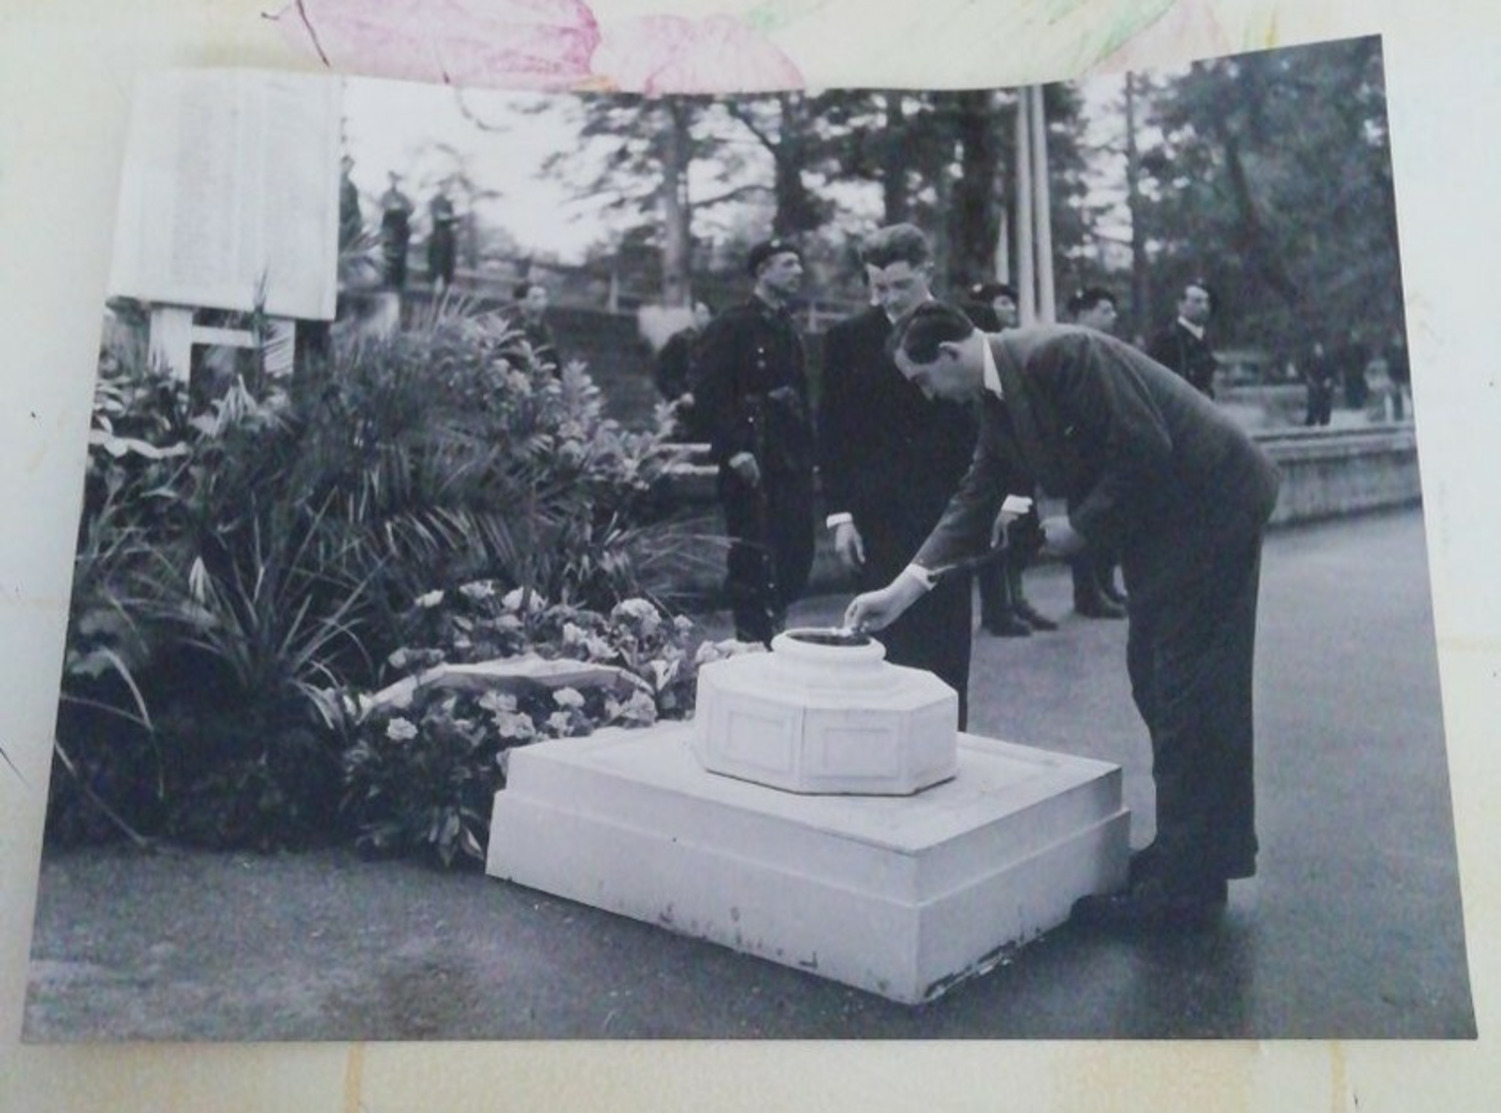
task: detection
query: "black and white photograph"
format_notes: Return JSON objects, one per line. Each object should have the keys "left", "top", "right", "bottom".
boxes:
{"left": 18, "top": 33, "right": 1475, "bottom": 1044}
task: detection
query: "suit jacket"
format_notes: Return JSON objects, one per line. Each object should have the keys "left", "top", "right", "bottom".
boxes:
{"left": 915, "top": 326, "right": 1280, "bottom": 614}
{"left": 818, "top": 306, "right": 977, "bottom": 567}
{"left": 1147, "top": 320, "right": 1218, "bottom": 397}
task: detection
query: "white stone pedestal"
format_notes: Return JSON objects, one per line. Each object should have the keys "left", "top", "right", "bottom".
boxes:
{"left": 487, "top": 724, "right": 1129, "bottom": 1004}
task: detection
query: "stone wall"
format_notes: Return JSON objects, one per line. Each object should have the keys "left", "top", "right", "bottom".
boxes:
{"left": 657, "top": 423, "right": 1424, "bottom": 600}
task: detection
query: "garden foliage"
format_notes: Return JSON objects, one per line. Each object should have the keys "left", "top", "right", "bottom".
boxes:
{"left": 52, "top": 303, "right": 704, "bottom": 858}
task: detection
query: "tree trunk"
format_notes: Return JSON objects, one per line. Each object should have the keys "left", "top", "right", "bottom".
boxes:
{"left": 659, "top": 101, "right": 692, "bottom": 307}
{"left": 881, "top": 91, "right": 909, "bottom": 224}
{"left": 948, "top": 90, "right": 1002, "bottom": 290}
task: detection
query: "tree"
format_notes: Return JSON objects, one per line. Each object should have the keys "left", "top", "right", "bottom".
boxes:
{"left": 1127, "top": 36, "right": 1401, "bottom": 352}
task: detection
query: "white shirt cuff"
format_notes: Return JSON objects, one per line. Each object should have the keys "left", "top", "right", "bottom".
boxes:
{"left": 901, "top": 564, "right": 936, "bottom": 591}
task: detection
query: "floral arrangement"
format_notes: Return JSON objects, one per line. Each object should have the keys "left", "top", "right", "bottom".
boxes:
{"left": 338, "top": 581, "right": 755, "bottom": 867}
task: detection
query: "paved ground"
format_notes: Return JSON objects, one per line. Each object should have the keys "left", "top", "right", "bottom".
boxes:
{"left": 23, "top": 508, "right": 1475, "bottom": 1040}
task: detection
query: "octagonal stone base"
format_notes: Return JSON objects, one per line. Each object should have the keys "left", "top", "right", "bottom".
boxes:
{"left": 692, "top": 629, "right": 959, "bottom": 795}
{"left": 488, "top": 724, "right": 1129, "bottom": 1004}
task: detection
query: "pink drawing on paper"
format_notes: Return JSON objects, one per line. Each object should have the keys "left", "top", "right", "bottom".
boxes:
{"left": 269, "top": 0, "right": 805, "bottom": 93}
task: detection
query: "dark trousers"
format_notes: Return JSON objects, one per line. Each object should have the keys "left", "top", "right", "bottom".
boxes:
{"left": 1125, "top": 533, "right": 1265, "bottom": 885}
{"left": 1305, "top": 383, "right": 1334, "bottom": 427}
{"left": 720, "top": 467, "right": 814, "bottom": 646}
{"left": 978, "top": 551, "right": 1029, "bottom": 626}
{"left": 858, "top": 522, "right": 973, "bottom": 731}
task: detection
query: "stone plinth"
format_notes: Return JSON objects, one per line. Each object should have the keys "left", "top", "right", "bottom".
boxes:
{"left": 692, "top": 629, "right": 958, "bottom": 796}
{"left": 488, "top": 725, "right": 1129, "bottom": 1004}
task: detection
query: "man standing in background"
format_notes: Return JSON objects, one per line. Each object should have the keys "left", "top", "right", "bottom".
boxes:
{"left": 689, "top": 240, "right": 816, "bottom": 646}
{"left": 1149, "top": 279, "right": 1219, "bottom": 398}
{"left": 820, "top": 225, "right": 977, "bottom": 727}
{"left": 965, "top": 281, "right": 1056, "bottom": 638}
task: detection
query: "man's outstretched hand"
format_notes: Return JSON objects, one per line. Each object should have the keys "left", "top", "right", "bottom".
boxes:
{"left": 844, "top": 573, "right": 926, "bottom": 633}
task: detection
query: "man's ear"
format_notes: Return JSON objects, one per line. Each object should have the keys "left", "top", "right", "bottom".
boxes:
{"left": 937, "top": 340, "right": 963, "bottom": 362}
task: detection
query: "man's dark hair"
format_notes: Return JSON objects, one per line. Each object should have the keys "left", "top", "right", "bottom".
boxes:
{"left": 860, "top": 224, "right": 932, "bottom": 270}
{"left": 889, "top": 301, "right": 977, "bottom": 363}
{"left": 1067, "top": 286, "right": 1118, "bottom": 317}
{"left": 1181, "top": 278, "right": 1215, "bottom": 311}
{"left": 513, "top": 280, "right": 543, "bottom": 301}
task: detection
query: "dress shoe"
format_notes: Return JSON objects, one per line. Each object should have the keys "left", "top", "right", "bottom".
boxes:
{"left": 1014, "top": 600, "right": 1058, "bottom": 631}
{"left": 1070, "top": 877, "right": 1227, "bottom": 934}
{"left": 983, "top": 615, "right": 1032, "bottom": 637}
{"left": 1074, "top": 594, "right": 1126, "bottom": 620}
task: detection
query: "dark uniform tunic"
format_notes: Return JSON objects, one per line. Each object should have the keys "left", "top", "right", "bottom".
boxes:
{"left": 915, "top": 326, "right": 1281, "bottom": 889}
{"left": 819, "top": 306, "right": 977, "bottom": 727}
{"left": 689, "top": 295, "right": 815, "bottom": 644}
{"left": 1148, "top": 319, "right": 1219, "bottom": 398}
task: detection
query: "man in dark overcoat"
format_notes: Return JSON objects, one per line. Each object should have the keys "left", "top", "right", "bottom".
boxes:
{"left": 689, "top": 240, "right": 816, "bottom": 645}
{"left": 1148, "top": 279, "right": 1219, "bottom": 398}
{"left": 819, "top": 225, "right": 977, "bottom": 727}
{"left": 847, "top": 303, "right": 1281, "bottom": 930}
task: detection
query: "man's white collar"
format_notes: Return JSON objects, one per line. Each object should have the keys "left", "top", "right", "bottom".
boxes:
{"left": 1177, "top": 316, "right": 1206, "bottom": 340}
{"left": 982, "top": 337, "right": 1004, "bottom": 399}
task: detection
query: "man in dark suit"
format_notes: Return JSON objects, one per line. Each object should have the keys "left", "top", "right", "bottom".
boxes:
{"left": 846, "top": 303, "right": 1281, "bottom": 931}
{"left": 819, "top": 225, "right": 977, "bottom": 727}
{"left": 963, "top": 282, "right": 1056, "bottom": 638}
{"left": 689, "top": 239, "right": 816, "bottom": 646}
{"left": 1148, "top": 279, "right": 1219, "bottom": 397}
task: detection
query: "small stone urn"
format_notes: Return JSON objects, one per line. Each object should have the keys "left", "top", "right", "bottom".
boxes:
{"left": 691, "top": 627, "right": 959, "bottom": 795}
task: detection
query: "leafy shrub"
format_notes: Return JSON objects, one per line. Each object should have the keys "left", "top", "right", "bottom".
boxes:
{"left": 339, "top": 585, "right": 709, "bottom": 867}
{"left": 50, "top": 302, "right": 691, "bottom": 852}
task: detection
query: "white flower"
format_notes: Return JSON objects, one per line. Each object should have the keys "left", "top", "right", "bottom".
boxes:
{"left": 385, "top": 717, "right": 419, "bottom": 741}
{"left": 491, "top": 710, "right": 535, "bottom": 741}
{"left": 477, "top": 690, "right": 517, "bottom": 714}
{"left": 458, "top": 580, "right": 496, "bottom": 601}
{"left": 553, "top": 687, "right": 586, "bottom": 709}
{"left": 617, "top": 690, "right": 659, "bottom": 726}
{"left": 414, "top": 590, "right": 445, "bottom": 609}
{"left": 546, "top": 711, "right": 573, "bottom": 735}
{"left": 612, "top": 598, "right": 662, "bottom": 633}
{"left": 562, "top": 622, "right": 587, "bottom": 645}
{"left": 584, "top": 635, "right": 615, "bottom": 661}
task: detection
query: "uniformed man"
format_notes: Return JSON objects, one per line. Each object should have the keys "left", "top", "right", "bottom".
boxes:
{"left": 689, "top": 239, "right": 816, "bottom": 645}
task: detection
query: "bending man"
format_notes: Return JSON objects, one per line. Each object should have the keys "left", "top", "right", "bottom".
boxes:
{"left": 845, "top": 303, "right": 1280, "bottom": 931}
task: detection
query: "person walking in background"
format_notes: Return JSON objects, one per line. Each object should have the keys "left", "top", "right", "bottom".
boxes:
{"left": 338, "top": 155, "right": 362, "bottom": 252}
{"left": 689, "top": 240, "right": 816, "bottom": 646}
{"left": 378, "top": 172, "right": 414, "bottom": 291}
{"left": 427, "top": 186, "right": 459, "bottom": 294}
{"left": 1065, "top": 286, "right": 1128, "bottom": 619}
{"left": 847, "top": 304, "right": 1281, "bottom": 932}
{"left": 1337, "top": 329, "right": 1371, "bottom": 411}
{"left": 820, "top": 225, "right": 978, "bottom": 727}
{"left": 1384, "top": 329, "right": 1412, "bottom": 422}
{"left": 654, "top": 300, "right": 714, "bottom": 440}
{"left": 1302, "top": 339, "right": 1337, "bottom": 427}
{"left": 1148, "top": 279, "right": 1218, "bottom": 398}
{"left": 964, "top": 281, "right": 1056, "bottom": 638}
